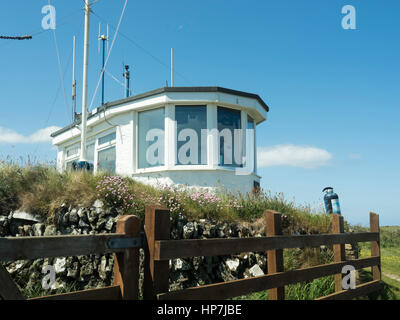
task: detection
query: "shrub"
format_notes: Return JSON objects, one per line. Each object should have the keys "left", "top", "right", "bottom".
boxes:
{"left": 96, "top": 176, "right": 136, "bottom": 214}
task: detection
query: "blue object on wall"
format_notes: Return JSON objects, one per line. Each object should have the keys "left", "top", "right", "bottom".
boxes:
{"left": 72, "top": 160, "right": 94, "bottom": 172}
{"left": 323, "top": 187, "right": 341, "bottom": 214}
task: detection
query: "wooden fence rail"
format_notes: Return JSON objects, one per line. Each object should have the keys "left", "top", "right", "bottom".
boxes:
{"left": 144, "top": 207, "right": 382, "bottom": 300}
{"left": 0, "top": 207, "right": 382, "bottom": 301}
{"left": 153, "top": 233, "right": 378, "bottom": 261}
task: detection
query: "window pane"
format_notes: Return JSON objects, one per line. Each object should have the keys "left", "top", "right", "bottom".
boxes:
{"left": 247, "top": 116, "right": 255, "bottom": 172}
{"left": 176, "top": 106, "right": 207, "bottom": 165}
{"left": 66, "top": 161, "right": 75, "bottom": 171}
{"left": 66, "top": 144, "right": 79, "bottom": 158}
{"left": 98, "top": 132, "right": 116, "bottom": 145}
{"left": 217, "top": 107, "right": 241, "bottom": 167}
{"left": 247, "top": 116, "right": 254, "bottom": 130}
{"left": 138, "top": 108, "right": 165, "bottom": 168}
{"left": 98, "top": 147, "right": 116, "bottom": 173}
{"left": 86, "top": 143, "right": 95, "bottom": 162}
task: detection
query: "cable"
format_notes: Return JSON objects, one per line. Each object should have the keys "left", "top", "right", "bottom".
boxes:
{"left": 48, "top": 0, "right": 71, "bottom": 122}
{"left": 88, "top": 0, "right": 128, "bottom": 112}
{"left": 91, "top": 11, "right": 194, "bottom": 86}
{"left": 105, "top": 69, "right": 133, "bottom": 95}
{"left": 32, "top": 15, "right": 85, "bottom": 157}
{"left": 32, "top": 44, "right": 75, "bottom": 157}
{"left": 0, "top": 8, "right": 82, "bottom": 49}
{"left": 0, "top": 35, "right": 32, "bottom": 40}
{"left": 52, "top": 28, "right": 71, "bottom": 122}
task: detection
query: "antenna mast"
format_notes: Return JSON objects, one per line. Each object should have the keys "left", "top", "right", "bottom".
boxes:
{"left": 72, "top": 36, "right": 77, "bottom": 120}
{"left": 123, "top": 65, "right": 130, "bottom": 98}
{"left": 98, "top": 24, "right": 109, "bottom": 105}
{"left": 171, "top": 48, "right": 173, "bottom": 87}
{"left": 79, "top": 0, "right": 90, "bottom": 163}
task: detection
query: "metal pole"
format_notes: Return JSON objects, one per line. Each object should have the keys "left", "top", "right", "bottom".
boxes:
{"left": 80, "top": 0, "right": 90, "bottom": 162}
{"left": 101, "top": 37, "right": 105, "bottom": 105}
{"left": 123, "top": 65, "right": 130, "bottom": 98}
{"left": 124, "top": 66, "right": 127, "bottom": 97}
{"left": 171, "top": 48, "right": 173, "bottom": 87}
{"left": 126, "top": 66, "right": 130, "bottom": 97}
{"left": 72, "top": 36, "right": 76, "bottom": 120}
{"left": 126, "top": 74, "right": 130, "bottom": 97}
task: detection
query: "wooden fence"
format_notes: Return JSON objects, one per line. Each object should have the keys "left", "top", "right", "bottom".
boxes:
{"left": 0, "top": 215, "right": 141, "bottom": 300}
{"left": 143, "top": 207, "right": 382, "bottom": 300}
{"left": 0, "top": 206, "right": 381, "bottom": 300}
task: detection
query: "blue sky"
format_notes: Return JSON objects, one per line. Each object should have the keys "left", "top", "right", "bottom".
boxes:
{"left": 0, "top": 0, "right": 399, "bottom": 226}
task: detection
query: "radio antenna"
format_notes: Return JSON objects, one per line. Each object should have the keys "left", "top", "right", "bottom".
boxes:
{"left": 72, "top": 36, "right": 77, "bottom": 120}
{"left": 98, "top": 24, "right": 109, "bottom": 105}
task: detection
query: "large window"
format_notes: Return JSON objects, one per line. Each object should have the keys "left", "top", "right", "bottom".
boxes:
{"left": 66, "top": 161, "right": 75, "bottom": 171}
{"left": 246, "top": 116, "right": 255, "bottom": 172}
{"left": 98, "top": 147, "right": 116, "bottom": 173}
{"left": 176, "top": 106, "right": 207, "bottom": 165}
{"left": 138, "top": 107, "right": 165, "bottom": 168}
{"left": 86, "top": 142, "right": 95, "bottom": 163}
{"left": 98, "top": 132, "right": 116, "bottom": 145}
{"left": 66, "top": 144, "right": 79, "bottom": 158}
{"left": 217, "top": 107, "right": 242, "bottom": 167}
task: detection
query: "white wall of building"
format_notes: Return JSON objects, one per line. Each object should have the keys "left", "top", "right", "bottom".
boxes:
{"left": 131, "top": 170, "right": 260, "bottom": 195}
{"left": 53, "top": 90, "right": 266, "bottom": 194}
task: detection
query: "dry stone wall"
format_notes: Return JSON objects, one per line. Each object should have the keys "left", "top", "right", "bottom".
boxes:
{"left": 0, "top": 202, "right": 359, "bottom": 298}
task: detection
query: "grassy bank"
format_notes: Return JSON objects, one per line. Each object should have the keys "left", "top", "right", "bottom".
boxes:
{"left": 1, "top": 161, "right": 398, "bottom": 300}
{"left": 0, "top": 161, "right": 333, "bottom": 234}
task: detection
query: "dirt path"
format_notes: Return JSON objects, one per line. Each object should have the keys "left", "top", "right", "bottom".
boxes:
{"left": 383, "top": 272, "right": 400, "bottom": 282}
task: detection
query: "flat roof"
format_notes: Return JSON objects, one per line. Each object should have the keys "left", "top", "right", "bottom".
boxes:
{"left": 51, "top": 86, "right": 269, "bottom": 138}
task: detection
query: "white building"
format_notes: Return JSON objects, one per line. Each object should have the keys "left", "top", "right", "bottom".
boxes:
{"left": 51, "top": 87, "right": 269, "bottom": 194}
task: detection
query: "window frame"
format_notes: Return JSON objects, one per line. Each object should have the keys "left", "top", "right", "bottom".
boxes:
{"left": 216, "top": 106, "right": 243, "bottom": 168}
{"left": 136, "top": 106, "right": 166, "bottom": 172}
{"left": 97, "top": 145, "right": 117, "bottom": 174}
{"left": 175, "top": 105, "right": 208, "bottom": 166}
{"left": 97, "top": 132, "right": 116, "bottom": 150}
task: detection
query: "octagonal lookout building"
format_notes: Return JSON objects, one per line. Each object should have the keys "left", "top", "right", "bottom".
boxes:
{"left": 51, "top": 87, "right": 269, "bottom": 194}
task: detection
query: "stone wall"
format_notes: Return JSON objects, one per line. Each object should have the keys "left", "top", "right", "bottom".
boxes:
{"left": 0, "top": 203, "right": 358, "bottom": 298}
{"left": 0, "top": 201, "right": 273, "bottom": 297}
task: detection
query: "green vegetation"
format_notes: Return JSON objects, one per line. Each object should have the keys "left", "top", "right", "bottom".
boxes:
{"left": 359, "top": 240, "right": 400, "bottom": 300}
{"left": 234, "top": 276, "right": 335, "bottom": 300}
{"left": 1, "top": 161, "right": 399, "bottom": 300}
{"left": 0, "top": 161, "right": 333, "bottom": 234}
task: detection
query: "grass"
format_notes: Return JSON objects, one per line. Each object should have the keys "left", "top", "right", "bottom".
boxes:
{"left": 0, "top": 161, "right": 334, "bottom": 234}
{"left": 0, "top": 161, "right": 106, "bottom": 222}
{"left": 234, "top": 276, "right": 335, "bottom": 300}
{"left": 21, "top": 281, "right": 80, "bottom": 299}
{"left": 358, "top": 241, "right": 400, "bottom": 300}
{"left": 1, "top": 161, "right": 398, "bottom": 300}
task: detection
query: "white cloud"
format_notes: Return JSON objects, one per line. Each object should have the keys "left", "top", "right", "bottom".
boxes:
{"left": 257, "top": 144, "right": 332, "bottom": 169}
{"left": 0, "top": 126, "right": 61, "bottom": 144}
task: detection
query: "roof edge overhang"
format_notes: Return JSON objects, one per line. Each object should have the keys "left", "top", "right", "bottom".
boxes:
{"left": 51, "top": 86, "right": 269, "bottom": 138}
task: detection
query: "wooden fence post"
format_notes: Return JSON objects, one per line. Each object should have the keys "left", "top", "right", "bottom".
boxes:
{"left": 370, "top": 212, "right": 381, "bottom": 281}
{"left": 332, "top": 214, "right": 346, "bottom": 292}
{"left": 0, "top": 264, "right": 25, "bottom": 300}
{"left": 143, "top": 205, "right": 170, "bottom": 300}
{"left": 113, "top": 215, "right": 141, "bottom": 300}
{"left": 265, "top": 210, "right": 285, "bottom": 300}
